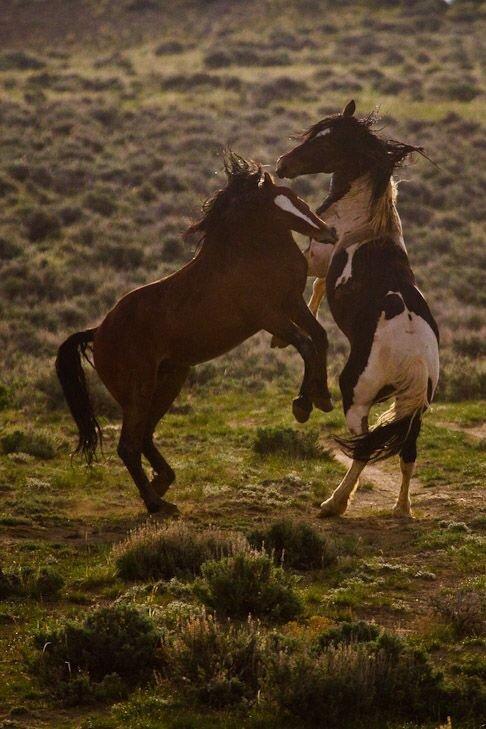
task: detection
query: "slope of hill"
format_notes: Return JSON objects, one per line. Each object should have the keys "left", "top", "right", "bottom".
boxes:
{"left": 0, "top": 0, "right": 484, "bottom": 407}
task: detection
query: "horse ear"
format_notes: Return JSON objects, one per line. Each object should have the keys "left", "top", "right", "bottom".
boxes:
{"left": 342, "top": 99, "right": 356, "bottom": 117}
{"left": 258, "top": 171, "right": 273, "bottom": 189}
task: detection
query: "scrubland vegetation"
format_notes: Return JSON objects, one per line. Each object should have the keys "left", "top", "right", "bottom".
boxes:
{"left": 0, "top": 0, "right": 484, "bottom": 727}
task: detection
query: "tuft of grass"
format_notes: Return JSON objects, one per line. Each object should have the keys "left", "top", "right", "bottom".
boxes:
{"left": 159, "top": 612, "right": 263, "bottom": 708}
{"left": 0, "top": 565, "right": 64, "bottom": 600}
{"left": 262, "top": 637, "right": 445, "bottom": 727}
{"left": 253, "top": 427, "right": 322, "bottom": 459}
{"left": 194, "top": 550, "right": 302, "bottom": 622}
{"left": 0, "top": 428, "right": 56, "bottom": 460}
{"left": 313, "top": 620, "right": 382, "bottom": 650}
{"left": 33, "top": 605, "right": 160, "bottom": 704}
{"left": 433, "top": 584, "right": 485, "bottom": 638}
{"left": 114, "top": 522, "right": 248, "bottom": 581}
{"left": 248, "top": 519, "right": 337, "bottom": 570}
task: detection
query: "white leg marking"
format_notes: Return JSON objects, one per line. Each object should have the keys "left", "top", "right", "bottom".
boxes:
{"left": 393, "top": 459, "right": 415, "bottom": 519}
{"left": 320, "top": 460, "right": 366, "bottom": 517}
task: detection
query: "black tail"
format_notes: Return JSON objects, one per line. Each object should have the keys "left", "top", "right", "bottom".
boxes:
{"left": 55, "top": 328, "right": 102, "bottom": 464}
{"left": 335, "top": 410, "right": 422, "bottom": 464}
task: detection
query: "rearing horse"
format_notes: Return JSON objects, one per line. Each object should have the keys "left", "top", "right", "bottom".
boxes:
{"left": 276, "top": 101, "right": 440, "bottom": 519}
{"left": 56, "top": 152, "right": 336, "bottom": 514}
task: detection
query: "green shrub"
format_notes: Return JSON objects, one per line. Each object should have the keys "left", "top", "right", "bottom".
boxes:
{"left": 313, "top": 620, "right": 382, "bottom": 650}
{"left": 262, "top": 640, "right": 445, "bottom": 726}
{"left": 0, "top": 383, "right": 11, "bottom": 410}
{"left": 194, "top": 551, "right": 302, "bottom": 622}
{"left": 34, "top": 605, "right": 160, "bottom": 703}
{"left": 114, "top": 522, "right": 248, "bottom": 581}
{"left": 159, "top": 612, "right": 263, "bottom": 707}
{"left": 0, "top": 429, "right": 56, "bottom": 459}
{"left": 253, "top": 427, "right": 321, "bottom": 459}
{"left": 249, "top": 519, "right": 337, "bottom": 570}
{"left": 31, "top": 567, "right": 65, "bottom": 598}
{"left": 25, "top": 208, "right": 61, "bottom": 242}
{"left": 436, "top": 357, "right": 486, "bottom": 401}
{"left": 84, "top": 191, "right": 117, "bottom": 216}
{"left": 0, "top": 51, "right": 45, "bottom": 71}
{"left": 433, "top": 586, "right": 485, "bottom": 638}
{"left": 48, "top": 671, "right": 128, "bottom": 707}
{"left": 0, "top": 566, "right": 64, "bottom": 600}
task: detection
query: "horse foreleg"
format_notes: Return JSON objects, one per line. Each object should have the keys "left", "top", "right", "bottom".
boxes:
{"left": 293, "top": 299, "right": 332, "bottom": 413}
{"left": 265, "top": 319, "right": 321, "bottom": 423}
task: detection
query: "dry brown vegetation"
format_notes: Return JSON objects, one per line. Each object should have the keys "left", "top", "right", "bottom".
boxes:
{"left": 0, "top": 0, "right": 484, "bottom": 407}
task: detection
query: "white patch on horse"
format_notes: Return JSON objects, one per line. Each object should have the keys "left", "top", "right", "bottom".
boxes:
{"left": 350, "top": 302, "right": 439, "bottom": 427}
{"left": 315, "top": 128, "right": 331, "bottom": 139}
{"left": 274, "top": 194, "right": 320, "bottom": 229}
{"left": 335, "top": 242, "right": 359, "bottom": 288}
{"left": 323, "top": 176, "right": 373, "bottom": 239}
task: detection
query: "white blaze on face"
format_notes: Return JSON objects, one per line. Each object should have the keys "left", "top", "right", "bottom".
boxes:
{"left": 315, "top": 127, "right": 331, "bottom": 139}
{"left": 274, "top": 194, "right": 320, "bottom": 230}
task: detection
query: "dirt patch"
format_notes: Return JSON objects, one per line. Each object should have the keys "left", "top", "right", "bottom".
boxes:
{"left": 437, "top": 421, "right": 486, "bottom": 440}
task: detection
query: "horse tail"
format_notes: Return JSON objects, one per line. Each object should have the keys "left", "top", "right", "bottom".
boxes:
{"left": 336, "top": 357, "right": 430, "bottom": 463}
{"left": 55, "top": 328, "right": 102, "bottom": 464}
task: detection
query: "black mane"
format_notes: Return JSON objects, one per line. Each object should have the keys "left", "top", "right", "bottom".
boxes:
{"left": 186, "top": 150, "right": 264, "bottom": 243}
{"left": 303, "top": 111, "right": 425, "bottom": 203}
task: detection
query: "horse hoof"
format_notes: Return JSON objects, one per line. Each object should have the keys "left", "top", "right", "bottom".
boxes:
{"left": 292, "top": 398, "right": 312, "bottom": 423}
{"left": 313, "top": 395, "right": 333, "bottom": 413}
{"left": 319, "top": 497, "right": 346, "bottom": 518}
{"left": 392, "top": 507, "right": 415, "bottom": 520}
{"left": 150, "top": 472, "right": 172, "bottom": 498}
{"left": 158, "top": 500, "right": 180, "bottom": 516}
{"left": 146, "top": 498, "right": 163, "bottom": 514}
{"left": 146, "top": 499, "right": 179, "bottom": 516}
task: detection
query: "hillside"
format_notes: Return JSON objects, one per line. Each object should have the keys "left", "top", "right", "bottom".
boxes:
{"left": 0, "top": 0, "right": 484, "bottom": 407}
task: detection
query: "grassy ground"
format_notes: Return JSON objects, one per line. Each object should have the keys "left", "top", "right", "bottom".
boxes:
{"left": 0, "top": 384, "right": 484, "bottom": 727}
{"left": 0, "top": 0, "right": 484, "bottom": 401}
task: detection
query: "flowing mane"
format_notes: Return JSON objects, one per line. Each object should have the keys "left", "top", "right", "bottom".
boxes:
{"left": 186, "top": 150, "right": 264, "bottom": 247}
{"left": 302, "top": 111, "right": 426, "bottom": 239}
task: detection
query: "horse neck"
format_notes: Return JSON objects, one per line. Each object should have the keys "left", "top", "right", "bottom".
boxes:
{"left": 198, "top": 220, "right": 293, "bottom": 263}
{"left": 324, "top": 173, "right": 405, "bottom": 250}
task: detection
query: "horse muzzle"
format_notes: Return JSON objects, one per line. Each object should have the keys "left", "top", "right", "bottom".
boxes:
{"left": 313, "top": 225, "right": 337, "bottom": 244}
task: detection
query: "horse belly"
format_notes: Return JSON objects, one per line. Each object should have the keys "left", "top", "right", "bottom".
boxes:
{"left": 168, "top": 319, "right": 258, "bottom": 366}
{"left": 357, "top": 304, "right": 439, "bottom": 405}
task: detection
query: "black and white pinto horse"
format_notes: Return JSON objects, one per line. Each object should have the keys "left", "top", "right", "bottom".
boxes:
{"left": 276, "top": 100, "right": 440, "bottom": 519}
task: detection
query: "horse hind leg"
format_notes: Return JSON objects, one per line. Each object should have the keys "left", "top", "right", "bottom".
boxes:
{"left": 320, "top": 396, "right": 370, "bottom": 518}
{"left": 118, "top": 404, "right": 164, "bottom": 514}
{"left": 393, "top": 416, "right": 421, "bottom": 519}
{"left": 143, "top": 365, "right": 189, "bottom": 499}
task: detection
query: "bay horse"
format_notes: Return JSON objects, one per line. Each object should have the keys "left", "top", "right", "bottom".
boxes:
{"left": 56, "top": 152, "right": 337, "bottom": 514}
{"left": 276, "top": 101, "right": 440, "bottom": 519}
